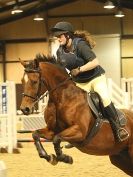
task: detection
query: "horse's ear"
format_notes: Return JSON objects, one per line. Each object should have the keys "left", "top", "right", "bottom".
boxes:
{"left": 19, "top": 58, "right": 27, "bottom": 68}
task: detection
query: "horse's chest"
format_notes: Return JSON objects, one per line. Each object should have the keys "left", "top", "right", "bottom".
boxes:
{"left": 55, "top": 107, "right": 71, "bottom": 130}
{"left": 57, "top": 102, "right": 79, "bottom": 124}
{"left": 54, "top": 116, "right": 68, "bottom": 133}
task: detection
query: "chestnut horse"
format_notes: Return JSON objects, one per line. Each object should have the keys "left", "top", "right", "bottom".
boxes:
{"left": 20, "top": 54, "right": 133, "bottom": 176}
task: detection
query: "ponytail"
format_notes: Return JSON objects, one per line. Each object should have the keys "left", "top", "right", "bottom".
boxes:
{"left": 74, "top": 30, "right": 96, "bottom": 49}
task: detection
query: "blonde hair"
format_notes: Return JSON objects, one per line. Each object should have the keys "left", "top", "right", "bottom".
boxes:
{"left": 74, "top": 30, "right": 96, "bottom": 49}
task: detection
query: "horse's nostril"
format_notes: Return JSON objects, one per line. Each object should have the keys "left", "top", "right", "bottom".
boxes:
{"left": 24, "top": 107, "right": 30, "bottom": 115}
{"left": 21, "top": 107, "right": 30, "bottom": 115}
{"left": 25, "top": 107, "right": 30, "bottom": 113}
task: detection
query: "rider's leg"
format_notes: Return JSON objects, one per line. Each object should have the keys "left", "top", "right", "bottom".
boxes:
{"left": 104, "top": 102, "right": 129, "bottom": 142}
{"left": 92, "top": 75, "right": 129, "bottom": 142}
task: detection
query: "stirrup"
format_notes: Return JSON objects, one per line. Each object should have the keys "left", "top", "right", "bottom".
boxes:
{"left": 117, "top": 128, "right": 129, "bottom": 142}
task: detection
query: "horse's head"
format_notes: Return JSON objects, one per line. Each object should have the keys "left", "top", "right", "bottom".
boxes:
{"left": 20, "top": 57, "right": 47, "bottom": 115}
{"left": 20, "top": 54, "right": 71, "bottom": 115}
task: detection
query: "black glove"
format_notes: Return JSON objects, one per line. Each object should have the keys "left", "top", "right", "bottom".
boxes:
{"left": 71, "top": 67, "right": 80, "bottom": 76}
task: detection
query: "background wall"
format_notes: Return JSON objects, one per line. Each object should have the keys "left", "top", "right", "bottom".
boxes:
{"left": 6, "top": 42, "right": 49, "bottom": 83}
{"left": 94, "top": 35, "right": 121, "bottom": 85}
{"left": 0, "top": 15, "right": 47, "bottom": 39}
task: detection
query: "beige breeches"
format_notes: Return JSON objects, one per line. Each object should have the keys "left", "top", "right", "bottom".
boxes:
{"left": 76, "top": 74, "right": 111, "bottom": 107}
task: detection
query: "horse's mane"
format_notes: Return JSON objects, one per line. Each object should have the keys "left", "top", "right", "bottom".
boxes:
{"left": 24, "top": 53, "right": 69, "bottom": 77}
{"left": 35, "top": 53, "right": 57, "bottom": 64}
{"left": 25, "top": 53, "right": 57, "bottom": 69}
{"left": 32, "top": 53, "right": 69, "bottom": 76}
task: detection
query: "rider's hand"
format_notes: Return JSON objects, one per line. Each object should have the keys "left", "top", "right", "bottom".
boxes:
{"left": 71, "top": 67, "right": 80, "bottom": 76}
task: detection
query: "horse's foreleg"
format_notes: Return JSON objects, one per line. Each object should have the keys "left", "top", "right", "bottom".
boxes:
{"left": 53, "top": 135, "right": 73, "bottom": 164}
{"left": 32, "top": 130, "right": 49, "bottom": 159}
{"left": 52, "top": 124, "right": 86, "bottom": 163}
{"left": 32, "top": 128, "right": 58, "bottom": 165}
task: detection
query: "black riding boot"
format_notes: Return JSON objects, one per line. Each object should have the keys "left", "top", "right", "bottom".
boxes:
{"left": 104, "top": 102, "right": 129, "bottom": 142}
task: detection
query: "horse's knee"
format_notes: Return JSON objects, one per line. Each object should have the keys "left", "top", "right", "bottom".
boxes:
{"left": 53, "top": 135, "right": 61, "bottom": 145}
{"left": 32, "top": 130, "right": 40, "bottom": 140}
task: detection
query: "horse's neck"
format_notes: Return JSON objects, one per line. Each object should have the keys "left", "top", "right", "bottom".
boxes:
{"left": 40, "top": 63, "right": 68, "bottom": 90}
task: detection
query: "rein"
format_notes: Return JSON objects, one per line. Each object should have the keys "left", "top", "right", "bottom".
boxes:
{"left": 22, "top": 67, "right": 72, "bottom": 104}
{"left": 34, "top": 75, "right": 72, "bottom": 104}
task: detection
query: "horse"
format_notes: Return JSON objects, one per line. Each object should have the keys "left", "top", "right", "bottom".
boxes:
{"left": 20, "top": 54, "right": 133, "bottom": 176}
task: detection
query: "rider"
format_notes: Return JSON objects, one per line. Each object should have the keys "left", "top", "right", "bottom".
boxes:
{"left": 51, "top": 21, "right": 129, "bottom": 142}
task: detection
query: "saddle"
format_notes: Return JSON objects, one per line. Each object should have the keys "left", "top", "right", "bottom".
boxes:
{"left": 88, "top": 91, "right": 126, "bottom": 126}
{"left": 80, "top": 91, "right": 126, "bottom": 146}
{"left": 87, "top": 91, "right": 105, "bottom": 119}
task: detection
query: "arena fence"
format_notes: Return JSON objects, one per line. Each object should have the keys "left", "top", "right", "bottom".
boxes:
{"left": 121, "top": 78, "right": 133, "bottom": 110}
{"left": 17, "top": 114, "right": 46, "bottom": 143}
{"left": 17, "top": 114, "right": 45, "bottom": 130}
{"left": 0, "top": 81, "right": 17, "bottom": 153}
{"left": 107, "top": 78, "right": 129, "bottom": 109}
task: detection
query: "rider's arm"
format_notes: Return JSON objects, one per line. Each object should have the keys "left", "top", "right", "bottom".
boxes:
{"left": 80, "top": 57, "right": 99, "bottom": 72}
{"left": 77, "top": 41, "right": 99, "bottom": 72}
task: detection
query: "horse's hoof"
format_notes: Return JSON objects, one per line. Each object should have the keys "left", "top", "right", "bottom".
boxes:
{"left": 39, "top": 154, "right": 46, "bottom": 158}
{"left": 58, "top": 154, "right": 73, "bottom": 164}
{"left": 48, "top": 154, "right": 58, "bottom": 165}
{"left": 66, "top": 156, "right": 73, "bottom": 164}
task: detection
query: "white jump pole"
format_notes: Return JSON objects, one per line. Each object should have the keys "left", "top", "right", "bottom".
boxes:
{"left": 7, "top": 81, "right": 17, "bottom": 152}
{"left": 0, "top": 81, "right": 17, "bottom": 153}
{"left": 0, "top": 161, "right": 7, "bottom": 177}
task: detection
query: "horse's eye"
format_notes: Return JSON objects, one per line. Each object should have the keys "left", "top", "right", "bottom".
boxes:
{"left": 31, "top": 80, "right": 38, "bottom": 84}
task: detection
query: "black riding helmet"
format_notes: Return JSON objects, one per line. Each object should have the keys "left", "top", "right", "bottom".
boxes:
{"left": 51, "top": 21, "right": 74, "bottom": 37}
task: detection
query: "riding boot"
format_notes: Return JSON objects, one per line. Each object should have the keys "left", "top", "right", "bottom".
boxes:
{"left": 104, "top": 102, "right": 129, "bottom": 142}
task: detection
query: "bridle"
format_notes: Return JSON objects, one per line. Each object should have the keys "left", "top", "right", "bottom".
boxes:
{"left": 22, "top": 67, "right": 72, "bottom": 104}
{"left": 22, "top": 68, "right": 47, "bottom": 103}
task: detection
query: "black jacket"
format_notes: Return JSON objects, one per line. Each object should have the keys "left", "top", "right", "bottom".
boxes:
{"left": 56, "top": 37, "right": 105, "bottom": 83}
